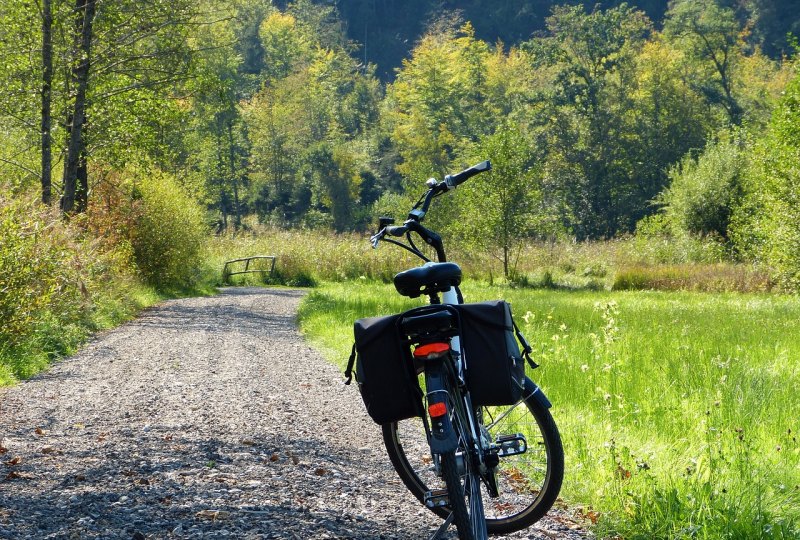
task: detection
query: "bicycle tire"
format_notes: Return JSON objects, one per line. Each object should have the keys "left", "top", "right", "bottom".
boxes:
{"left": 382, "top": 376, "right": 564, "bottom": 535}
{"left": 441, "top": 450, "right": 476, "bottom": 540}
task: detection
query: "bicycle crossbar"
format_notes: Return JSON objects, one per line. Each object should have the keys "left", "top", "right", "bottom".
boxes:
{"left": 223, "top": 255, "right": 276, "bottom": 281}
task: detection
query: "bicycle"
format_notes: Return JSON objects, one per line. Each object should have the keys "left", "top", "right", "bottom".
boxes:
{"left": 344, "top": 160, "right": 564, "bottom": 539}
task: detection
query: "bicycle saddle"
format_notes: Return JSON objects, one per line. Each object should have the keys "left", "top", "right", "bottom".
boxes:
{"left": 393, "top": 262, "right": 462, "bottom": 298}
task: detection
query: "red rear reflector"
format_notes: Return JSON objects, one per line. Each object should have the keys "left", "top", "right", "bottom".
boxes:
{"left": 428, "top": 402, "right": 447, "bottom": 417}
{"left": 413, "top": 342, "right": 450, "bottom": 358}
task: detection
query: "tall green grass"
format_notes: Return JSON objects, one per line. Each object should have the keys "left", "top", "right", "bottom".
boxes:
{"left": 298, "top": 281, "right": 800, "bottom": 539}
{"left": 208, "top": 226, "right": 766, "bottom": 292}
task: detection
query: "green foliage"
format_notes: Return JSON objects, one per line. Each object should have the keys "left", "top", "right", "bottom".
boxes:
{"left": 241, "top": 2, "right": 382, "bottom": 230}
{"left": 129, "top": 168, "right": 210, "bottom": 289}
{"left": 299, "top": 281, "right": 800, "bottom": 539}
{"left": 388, "top": 21, "right": 485, "bottom": 179}
{"left": 664, "top": 0, "right": 744, "bottom": 125}
{"left": 0, "top": 196, "right": 85, "bottom": 353}
{"left": 0, "top": 189, "right": 162, "bottom": 385}
{"left": 731, "top": 67, "right": 800, "bottom": 289}
{"left": 658, "top": 134, "right": 748, "bottom": 239}
{"left": 453, "top": 123, "right": 556, "bottom": 277}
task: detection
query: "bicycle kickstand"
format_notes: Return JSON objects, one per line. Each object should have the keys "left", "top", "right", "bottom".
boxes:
{"left": 428, "top": 513, "right": 454, "bottom": 540}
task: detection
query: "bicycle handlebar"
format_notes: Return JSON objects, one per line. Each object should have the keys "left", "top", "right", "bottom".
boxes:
{"left": 371, "top": 159, "right": 492, "bottom": 260}
{"left": 444, "top": 160, "right": 491, "bottom": 189}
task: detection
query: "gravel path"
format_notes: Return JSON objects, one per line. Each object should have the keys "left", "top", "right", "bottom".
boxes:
{"left": 0, "top": 287, "right": 589, "bottom": 539}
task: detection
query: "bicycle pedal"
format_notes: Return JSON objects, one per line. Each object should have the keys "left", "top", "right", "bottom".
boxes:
{"left": 496, "top": 434, "right": 527, "bottom": 457}
{"left": 424, "top": 489, "right": 450, "bottom": 508}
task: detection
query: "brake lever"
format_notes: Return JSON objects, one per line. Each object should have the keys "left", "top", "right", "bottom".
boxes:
{"left": 370, "top": 228, "right": 385, "bottom": 249}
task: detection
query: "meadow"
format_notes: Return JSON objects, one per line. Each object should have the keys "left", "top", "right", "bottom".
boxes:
{"left": 298, "top": 280, "right": 800, "bottom": 539}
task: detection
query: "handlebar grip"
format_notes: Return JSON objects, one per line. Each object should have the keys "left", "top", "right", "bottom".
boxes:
{"left": 386, "top": 225, "right": 408, "bottom": 237}
{"left": 445, "top": 160, "right": 492, "bottom": 188}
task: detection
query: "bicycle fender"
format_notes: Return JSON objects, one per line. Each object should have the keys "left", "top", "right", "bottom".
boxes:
{"left": 524, "top": 378, "right": 552, "bottom": 409}
{"left": 425, "top": 365, "right": 459, "bottom": 454}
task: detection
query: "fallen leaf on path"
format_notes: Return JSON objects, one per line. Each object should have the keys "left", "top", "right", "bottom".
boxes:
{"left": 40, "top": 446, "right": 59, "bottom": 455}
{"left": 195, "top": 509, "right": 231, "bottom": 520}
{"left": 0, "top": 444, "right": 7, "bottom": 455}
{"left": 4, "top": 457, "right": 21, "bottom": 466}
{"left": 34, "top": 428, "right": 46, "bottom": 435}
{"left": 4, "top": 471, "right": 33, "bottom": 481}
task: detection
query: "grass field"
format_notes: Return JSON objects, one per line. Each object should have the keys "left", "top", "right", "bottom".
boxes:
{"left": 298, "top": 281, "right": 800, "bottom": 539}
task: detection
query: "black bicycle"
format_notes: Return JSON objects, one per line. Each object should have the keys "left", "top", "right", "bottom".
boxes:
{"left": 345, "top": 161, "right": 564, "bottom": 539}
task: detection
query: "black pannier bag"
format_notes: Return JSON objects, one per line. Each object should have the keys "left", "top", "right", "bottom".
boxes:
{"left": 348, "top": 314, "right": 424, "bottom": 425}
{"left": 454, "top": 300, "right": 528, "bottom": 406}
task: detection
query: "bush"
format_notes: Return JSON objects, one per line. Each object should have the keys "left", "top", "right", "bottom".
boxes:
{"left": 128, "top": 168, "right": 210, "bottom": 289}
{"left": 729, "top": 69, "right": 800, "bottom": 290}
{"left": 0, "top": 196, "right": 87, "bottom": 354}
{"left": 658, "top": 133, "right": 748, "bottom": 239}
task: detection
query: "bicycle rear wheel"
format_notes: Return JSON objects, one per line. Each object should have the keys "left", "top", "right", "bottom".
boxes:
{"left": 382, "top": 377, "right": 563, "bottom": 535}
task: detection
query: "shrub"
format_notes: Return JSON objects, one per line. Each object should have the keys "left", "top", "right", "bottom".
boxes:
{"left": 128, "top": 168, "right": 210, "bottom": 289}
{"left": 731, "top": 68, "right": 800, "bottom": 290}
{"left": 0, "top": 193, "right": 90, "bottom": 383}
{"left": 658, "top": 133, "right": 748, "bottom": 239}
{"left": 0, "top": 195, "right": 87, "bottom": 349}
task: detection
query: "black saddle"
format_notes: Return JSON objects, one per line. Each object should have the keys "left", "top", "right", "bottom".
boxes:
{"left": 393, "top": 262, "right": 462, "bottom": 298}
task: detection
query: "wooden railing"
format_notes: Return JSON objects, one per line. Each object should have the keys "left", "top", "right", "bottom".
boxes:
{"left": 222, "top": 255, "right": 276, "bottom": 283}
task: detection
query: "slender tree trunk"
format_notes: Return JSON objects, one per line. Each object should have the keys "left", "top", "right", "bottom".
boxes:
{"left": 227, "top": 120, "right": 241, "bottom": 230}
{"left": 41, "top": 0, "right": 53, "bottom": 205}
{"left": 75, "top": 149, "right": 88, "bottom": 212}
{"left": 215, "top": 129, "right": 229, "bottom": 230}
{"left": 61, "top": 0, "right": 96, "bottom": 214}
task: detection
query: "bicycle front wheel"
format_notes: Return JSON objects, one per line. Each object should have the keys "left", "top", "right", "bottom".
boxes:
{"left": 382, "top": 377, "right": 564, "bottom": 535}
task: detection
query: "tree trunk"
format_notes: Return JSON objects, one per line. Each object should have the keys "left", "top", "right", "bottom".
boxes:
{"left": 61, "top": 0, "right": 97, "bottom": 214}
{"left": 75, "top": 149, "right": 88, "bottom": 213}
{"left": 41, "top": 0, "right": 53, "bottom": 205}
{"left": 227, "top": 120, "right": 242, "bottom": 230}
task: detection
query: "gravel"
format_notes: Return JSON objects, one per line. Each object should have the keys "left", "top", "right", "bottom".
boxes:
{"left": 0, "top": 287, "right": 590, "bottom": 539}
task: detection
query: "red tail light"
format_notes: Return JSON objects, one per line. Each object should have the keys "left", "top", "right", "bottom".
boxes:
{"left": 428, "top": 402, "right": 447, "bottom": 418}
{"left": 413, "top": 342, "right": 450, "bottom": 359}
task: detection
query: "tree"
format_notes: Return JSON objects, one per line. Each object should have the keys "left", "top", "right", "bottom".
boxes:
{"left": 387, "top": 21, "right": 493, "bottom": 185}
{"left": 731, "top": 67, "right": 800, "bottom": 289}
{"left": 60, "top": 0, "right": 97, "bottom": 214}
{"left": 243, "top": 1, "right": 381, "bottom": 229}
{"left": 532, "top": 4, "right": 652, "bottom": 238}
{"left": 0, "top": 0, "right": 200, "bottom": 212}
{"left": 40, "top": 0, "right": 54, "bottom": 205}
{"left": 454, "top": 123, "right": 554, "bottom": 278}
{"left": 664, "top": 0, "right": 744, "bottom": 126}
